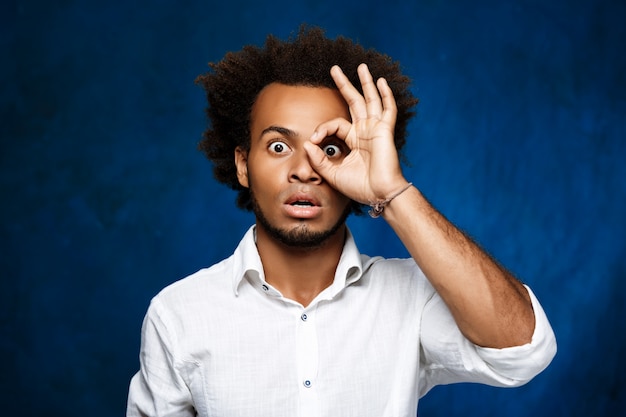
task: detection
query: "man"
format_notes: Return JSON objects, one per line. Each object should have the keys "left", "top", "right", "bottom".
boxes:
{"left": 127, "top": 26, "right": 556, "bottom": 416}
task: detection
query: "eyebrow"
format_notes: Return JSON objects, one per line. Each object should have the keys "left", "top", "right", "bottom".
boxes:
{"left": 260, "top": 125, "right": 299, "bottom": 139}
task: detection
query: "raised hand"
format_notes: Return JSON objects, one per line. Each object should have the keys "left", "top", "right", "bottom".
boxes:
{"left": 303, "top": 63, "right": 410, "bottom": 206}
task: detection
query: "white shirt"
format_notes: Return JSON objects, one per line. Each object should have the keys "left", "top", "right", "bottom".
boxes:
{"left": 127, "top": 226, "right": 556, "bottom": 417}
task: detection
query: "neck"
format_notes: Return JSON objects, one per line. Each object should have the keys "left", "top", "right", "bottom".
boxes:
{"left": 255, "top": 223, "right": 346, "bottom": 307}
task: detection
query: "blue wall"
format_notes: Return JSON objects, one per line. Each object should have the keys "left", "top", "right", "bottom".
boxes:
{"left": 2, "top": 0, "right": 624, "bottom": 415}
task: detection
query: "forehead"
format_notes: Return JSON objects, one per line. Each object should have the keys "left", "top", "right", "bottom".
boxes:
{"left": 250, "top": 83, "right": 350, "bottom": 134}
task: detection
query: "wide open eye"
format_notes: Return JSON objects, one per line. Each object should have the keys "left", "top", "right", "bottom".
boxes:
{"left": 321, "top": 138, "right": 350, "bottom": 159}
{"left": 322, "top": 144, "right": 342, "bottom": 158}
{"left": 268, "top": 141, "right": 289, "bottom": 154}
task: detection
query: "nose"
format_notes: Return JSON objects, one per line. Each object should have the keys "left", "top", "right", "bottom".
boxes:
{"left": 289, "top": 150, "right": 322, "bottom": 184}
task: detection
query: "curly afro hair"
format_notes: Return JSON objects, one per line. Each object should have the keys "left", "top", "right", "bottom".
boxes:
{"left": 195, "top": 25, "right": 418, "bottom": 212}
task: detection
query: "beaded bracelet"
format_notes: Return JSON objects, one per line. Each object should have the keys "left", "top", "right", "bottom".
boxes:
{"left": 368, "top": 182, "right": 413, "bottom": 218}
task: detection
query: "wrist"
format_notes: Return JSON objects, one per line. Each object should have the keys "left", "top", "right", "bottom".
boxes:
{"left": 368, "top": 182, "right": 413, "bottom": 218}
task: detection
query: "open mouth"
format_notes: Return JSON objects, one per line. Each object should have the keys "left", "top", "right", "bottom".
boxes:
{"left": 291, "top": 200, "right": 315, "bottom": 207}
{"left": 284, "top": 194, "right": 321, "bottom": 218}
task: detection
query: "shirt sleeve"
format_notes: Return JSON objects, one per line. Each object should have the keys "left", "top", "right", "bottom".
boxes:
{"left": 126, "top": 298, "right": 196, "bottom": 417}
{"left": 418, "top": 285, "right": 557, "bottom": 397}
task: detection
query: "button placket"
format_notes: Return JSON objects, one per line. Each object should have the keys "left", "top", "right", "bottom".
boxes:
{"left": 295, "top": 307, "right": 319, "bottom": 416}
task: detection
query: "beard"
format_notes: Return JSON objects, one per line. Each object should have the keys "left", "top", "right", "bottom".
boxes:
{"left": 250, "top": 187, "right": 351, "bottom": 249}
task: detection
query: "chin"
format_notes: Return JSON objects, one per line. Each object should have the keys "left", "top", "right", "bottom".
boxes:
{"left": 263, "top": 220, "right": 345, "bottom": 249}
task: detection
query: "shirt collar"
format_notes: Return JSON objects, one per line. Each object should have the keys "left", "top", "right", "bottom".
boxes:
{"left": 231, "top": 225, "right": 363, "bottom": 298}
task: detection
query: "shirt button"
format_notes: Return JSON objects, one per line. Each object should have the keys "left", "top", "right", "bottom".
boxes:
{"left": 301, "top": 313, "right": 308, "bottom": 321}
{"left": 261, "top": 284, "right": 269, "bottom": 292}
{"left": 303, "top": 380, "right": 312, "bottom": 388}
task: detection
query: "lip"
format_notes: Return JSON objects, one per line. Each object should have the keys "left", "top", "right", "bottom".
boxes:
{"left": 285, "top": 192, "right": 321, "bottom": 206}
{"left": 283, "top": 192, "right": 322, "bottom": 219}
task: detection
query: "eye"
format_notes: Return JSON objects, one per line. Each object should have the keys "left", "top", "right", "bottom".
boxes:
{"left": 323, "top": 144, "right": 340, "bottom": 157}
{"left": 321, "top": 142, "right": 348, "bottom": 159}
{"left": 268, "top": 141, "right": 289, "bottom": 154}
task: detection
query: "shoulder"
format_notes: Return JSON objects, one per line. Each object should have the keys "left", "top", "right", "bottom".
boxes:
{"left": 149, "top": 255, "right": 236, "bottom": 317}
{"left": 358, "top": 254, "right": 435, "bottom": 297}
{"left": 146, "top": 226, "right": 261, "bottom": 323}
{"left": 362, "top": 254, "right": 426, "bottom": 281}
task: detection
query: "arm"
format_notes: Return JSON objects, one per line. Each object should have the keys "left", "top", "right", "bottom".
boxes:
{"left": 305, "top": 64, "right": 534, "bottom": 348}
{"left": 127, "top": 299, "right": 195, "bottom": 417}
{"left": 382, "top": 185, "right": 534, "bottom": 348}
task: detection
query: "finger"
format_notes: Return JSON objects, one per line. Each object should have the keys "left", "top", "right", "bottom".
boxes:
{"left": 303, "top": 141, "right": 338, "bottom": 184}
{"left": 377, "top": 77, "right": 398, "bottom": 128}
{"left": 358, "top": 63, "right": 383, "bottom": 117}
{"left": 330, "top": 65, "right": 367, "bottom": 122}
{"left": 310, "top": 118, "right": 354, "bottom": 145}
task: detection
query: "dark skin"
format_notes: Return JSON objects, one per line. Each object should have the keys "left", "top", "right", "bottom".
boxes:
{"left": 235, "top": 84, "right": 351, "bottom": 306}
{"left": 236, "top": 64, "right": 535, "bottom": 348}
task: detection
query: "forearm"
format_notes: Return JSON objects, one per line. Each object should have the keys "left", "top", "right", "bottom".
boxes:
{"left": 382, "top": 185, "right": 535, "bottom": 348}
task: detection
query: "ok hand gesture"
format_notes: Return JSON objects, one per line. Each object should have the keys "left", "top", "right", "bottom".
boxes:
{"left": 304, "top": 63, "right": 410, "bottom": 207}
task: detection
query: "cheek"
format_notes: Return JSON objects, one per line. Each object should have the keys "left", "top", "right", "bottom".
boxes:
{"left": 248, "top": 155, "right": 286, "bottom": 183}
{"left": 247, "top": 165, "right": 279, "bottom": 196}
{"left": 327, "top": 188, "right": 351, "bottom": 210}
{"left": 338, "top": 196, "right": 352, "bottom": 211}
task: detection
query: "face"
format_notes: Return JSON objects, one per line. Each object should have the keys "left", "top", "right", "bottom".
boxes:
{"left": 235, "top": 83, "right": 352, "bottom": 248}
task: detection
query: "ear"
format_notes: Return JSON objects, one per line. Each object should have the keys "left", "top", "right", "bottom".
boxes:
{"left": 234, "top": 146, "right": 249, "bottom": 188}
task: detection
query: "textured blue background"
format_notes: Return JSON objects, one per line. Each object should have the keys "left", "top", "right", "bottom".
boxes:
{"left": 2, "top": 0, "right": 625, "bottom": 416}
